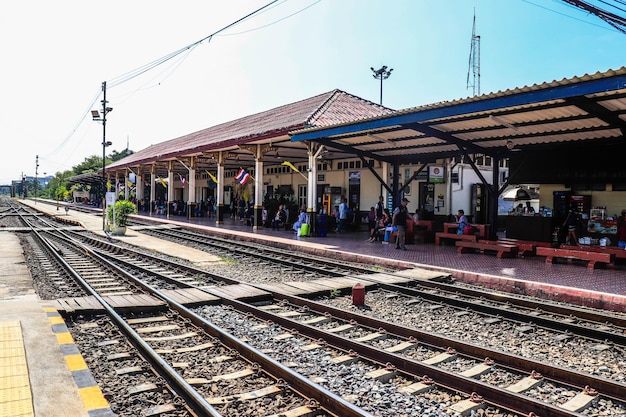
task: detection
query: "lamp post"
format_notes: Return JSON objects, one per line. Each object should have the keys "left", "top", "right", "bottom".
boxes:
{"left": 370, "top": 65, "right": 393, "bottom": 105}
{"left": 92, "top": 81, "right": 113, "bottom": 231}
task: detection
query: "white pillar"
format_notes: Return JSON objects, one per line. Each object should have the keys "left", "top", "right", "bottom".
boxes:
{"left": 150, "top": 165, "right": 156, "bottom": 215}
{"left": 254, "top": 155, "right": 263, "bottom": 230}
{"left": 124, "top": 171, "right": 130, "bottom": 200}
{"left": 167, "top": 162, "right": 174, "bottom": 217}
{"left": 216, "top": 153, "right": 225, "bottom": 224}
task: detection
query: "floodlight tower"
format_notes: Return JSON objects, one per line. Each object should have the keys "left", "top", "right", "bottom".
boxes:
{"left": 371, "top": 66, "right": 393, "bottom": 105}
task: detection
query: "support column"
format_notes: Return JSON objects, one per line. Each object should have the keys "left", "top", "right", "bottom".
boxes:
{"left": 150, "top": 165, "right": 156, "bottom": 215}
{"left": 167, "top": 162, "right": 174, "bottom": 218}
{"left": 254, "top": 153, "right": 264, "bottom": 230}
{"left": 114, "top": 173, "right": 120, "bottom": 199}
{"left": 306, "top": 145, "right": 321, "bottom": 236}
{"left": 188, "top": 157, "right": 196, "bottom": 220}
{"left": 136, "top": 170, "right": 144, "bottom": 211}
{"left": 216, "top": 153, "right": 225, "bottom": 224}
{"left": 489, "top": 156, "right": 500, "bottom": 240}
{"left": 124, "top": 171, "right": 130, "bottom": 201}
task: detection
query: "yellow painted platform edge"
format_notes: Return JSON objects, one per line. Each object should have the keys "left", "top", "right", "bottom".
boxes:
{"left": 42, "top": 303, "right": 111, "bottom": 414}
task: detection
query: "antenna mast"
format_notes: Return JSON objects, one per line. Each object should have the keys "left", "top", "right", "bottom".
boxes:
{"left": 466, "top": 10, "right": 480, "bottom": 96}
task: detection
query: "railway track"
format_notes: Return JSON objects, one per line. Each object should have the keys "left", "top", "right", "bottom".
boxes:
{"left": 26, "top": 227, "right": 370, "bottom": 416}
{"left": 7, "top": 199, "right": 626, "bottom": 415}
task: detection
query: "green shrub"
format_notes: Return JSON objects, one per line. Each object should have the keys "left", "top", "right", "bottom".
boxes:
{"left": 107, "top": 200, "right": 137, "bottom": 227}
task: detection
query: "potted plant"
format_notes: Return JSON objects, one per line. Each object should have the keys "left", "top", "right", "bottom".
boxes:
{"left": 107, "top": 200, "right": 136, "bottom": 235}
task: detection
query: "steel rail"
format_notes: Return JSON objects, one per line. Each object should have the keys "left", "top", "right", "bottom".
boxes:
{"left": 239, "top": 291, "right": 626, "bottom": 402}
{"left": 55, "top": 231, "right": 373, "bottom": 417}
{"left": 68, "top": 231, "right": 626, "bottom": 402}
{"left": 216, "top": 293, "right": 593, "bottom": 417}
{"left": 29, "top": 230, "right": 223, "bottom": 416}
{"left": 401, "top": 278, "right": 626, "bottom": 328}
{"left": 376, "top": 282, "right": 626, "bottom": 345}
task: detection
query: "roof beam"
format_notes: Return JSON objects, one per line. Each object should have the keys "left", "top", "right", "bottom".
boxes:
{"left": 401, "top": 122, "right": 487, "bottom": 154}
{"left": 316, "top": 138, "right": 396, "bottom": 164}
{"left": 565, "top": 96, "right": 626, "bottom": 136}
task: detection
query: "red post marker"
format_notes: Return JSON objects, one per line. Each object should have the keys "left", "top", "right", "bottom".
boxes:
{"left": 352, "top": 283, "right": 365, "bottom": 306}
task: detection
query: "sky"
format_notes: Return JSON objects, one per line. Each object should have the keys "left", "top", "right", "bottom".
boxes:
{"left": 1, "top": 0, "right": 624, "bottom": 184}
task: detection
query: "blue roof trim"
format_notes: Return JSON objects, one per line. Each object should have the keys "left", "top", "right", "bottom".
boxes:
{"left": 291, "top": 74, "right": 626, "bottom": 142}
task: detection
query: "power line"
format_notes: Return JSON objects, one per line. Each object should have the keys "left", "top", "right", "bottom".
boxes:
{"left": 108, "top": 0, "right": 280, "bottom": 88}
{"left": 54, "top": 0, "right": 284, "bottom": 169}
{"left": 523, "top": 0, "right": 622, "bottom": 31}
{"left": 560, "top": 0, "right": 626, "bottom": 33}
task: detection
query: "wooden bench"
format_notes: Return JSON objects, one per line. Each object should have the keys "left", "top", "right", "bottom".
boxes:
{"left": 389, "top": 219, "right": 436, "bottom": 245}
{"left": 456, "top": 240, "right": 519, "bottom": 258}
{"left": 414, "top": 220, "right": 434, "bottom": 243}
{"left": 497, "top": 238, "right": 553, "bottom": 257}
{"left": 536, "top": 247, "right": 614, "bottom": 269}
{"left": 435, "top": 232, "right": 477, "bottom": 246}
{"left": 561, "top": 244, "right": 626, "bottom": 261}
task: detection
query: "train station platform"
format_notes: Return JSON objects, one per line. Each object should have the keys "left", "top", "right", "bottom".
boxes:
{"left": 21, "top": 199, "right": 626, "bottom": 312}
{"left": 3, "top": 199, "right": 626, "bottom": 416}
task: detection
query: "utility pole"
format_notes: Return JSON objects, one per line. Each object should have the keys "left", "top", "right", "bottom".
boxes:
{"left": 371, "top": 66, "right": 393, "bottom": 105}
{"left": 34, "top": 155, "right": 39, "bottom": 203}
{"left": 92, "top": 81, "right": 113, "bottom": 231}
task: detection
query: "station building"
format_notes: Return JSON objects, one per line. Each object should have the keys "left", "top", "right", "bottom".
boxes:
{"left": 97, "top": 67, "right": 626, "bottom": 242}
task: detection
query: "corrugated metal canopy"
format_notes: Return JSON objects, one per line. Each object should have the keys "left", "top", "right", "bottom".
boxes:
{"left": 290, "top": 68, "right": 626, "bottom": 164}
{"left": 103, "top": 89, "right": 392, "bottom": 177}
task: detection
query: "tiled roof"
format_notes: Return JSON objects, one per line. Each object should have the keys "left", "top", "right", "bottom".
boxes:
{"left": 107, "top": 90, "right": 392, "bottom": 170}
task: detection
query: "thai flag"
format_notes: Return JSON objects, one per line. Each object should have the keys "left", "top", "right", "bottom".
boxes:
{"left": 178, "top": 173, "right": 186, "bottom": 188}
{"left": 235, "top": 168, "right": 250, "bottom": 185}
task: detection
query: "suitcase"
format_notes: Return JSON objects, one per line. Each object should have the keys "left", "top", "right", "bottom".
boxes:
{"left": 299, "top": 223, "right": 310, "bottom": 237}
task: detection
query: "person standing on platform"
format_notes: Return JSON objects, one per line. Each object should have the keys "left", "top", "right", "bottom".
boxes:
{"left": 336, "top": 198, "right": 349, "bottom": 233}
{"left": 563, "top": 205, "right": 579, "bottom": 245}
{"left": 392, "top": 197, "right": 410, "bottom": 250}
{"left": 366, "top": 206, "right": 377, "bottom": 240}
{"left": 375, "top": 196, "right": 384, "bottom": 221}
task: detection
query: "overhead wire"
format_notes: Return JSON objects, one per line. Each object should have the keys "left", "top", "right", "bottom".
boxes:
{"left": 219, "top": 0, "right": 321, "bottom": 36}
{"left": 524, "top": 0, "right": 622, "bottom": 31}
{"left": 558, "top": 0, "right": 626, "bottom": 33}
{"left": 108, "top": 0, "right": 279, "bottom": 88}
{"left": 53, "top": 0, "right": 283, "bottom": 168}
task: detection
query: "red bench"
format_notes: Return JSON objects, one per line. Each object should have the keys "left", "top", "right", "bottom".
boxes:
{"left": 561, "top": 244, "right": 626, "bottom": 261}
{"left": 435, "top": 232, "right": 477, "bottom": 246}
{"left": 536, "top": 247, "right": 614, "bottom": 269}
{"left": 497, "top": 238, "right": 553, "bottom": 257}
{"left": 456, "top": 240, "right": 519, "bottom": 258}
{"left": 414, "top": 220, "right": 434, "bottom": 243}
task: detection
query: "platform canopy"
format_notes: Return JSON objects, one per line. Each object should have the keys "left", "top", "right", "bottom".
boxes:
{"left": 104, "top": 89, "right": 392, "bottom": 179}
{"left": 290, "top": 67, "right": 626, "bottom": 168}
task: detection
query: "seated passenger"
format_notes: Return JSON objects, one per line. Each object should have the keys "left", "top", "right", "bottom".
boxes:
{"left": 368, "top": 209, "right": 391, "bottom": 242}
{"left": 293, "top": 208, "right": 308, "bottom": 233}
{"left": 271, "top": 205, "right": 287, "bottom": 230}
